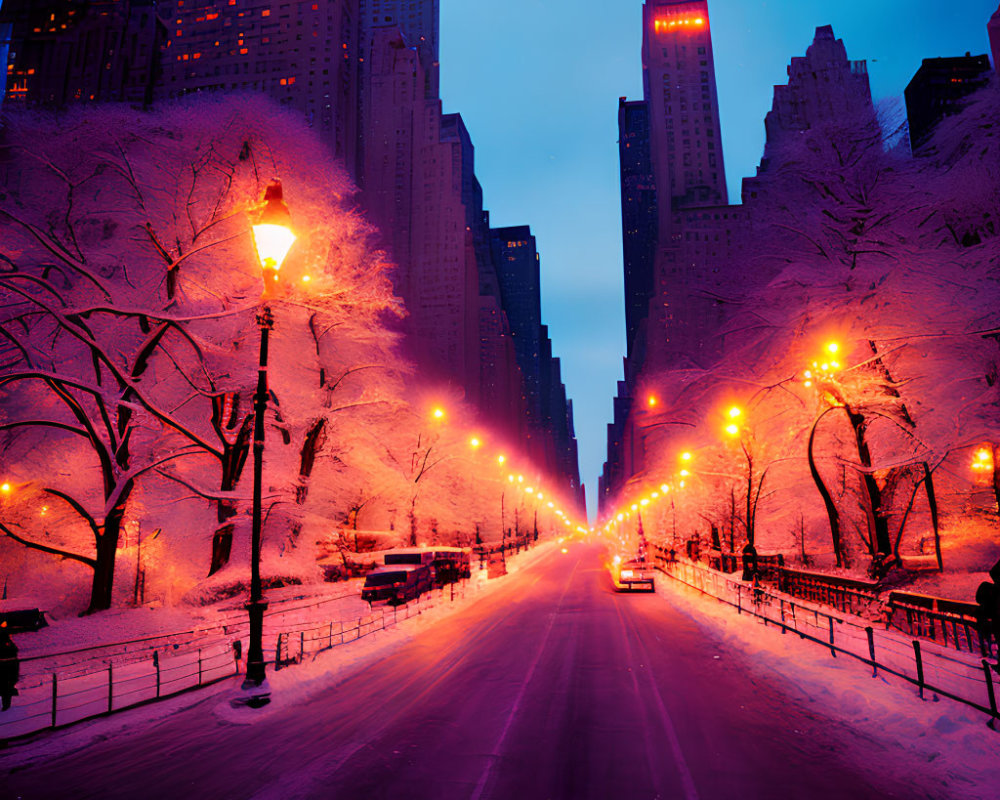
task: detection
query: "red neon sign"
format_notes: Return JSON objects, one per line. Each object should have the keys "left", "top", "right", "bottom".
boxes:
{"left": 654, "top": 17, "right": 706, "bottom": 33}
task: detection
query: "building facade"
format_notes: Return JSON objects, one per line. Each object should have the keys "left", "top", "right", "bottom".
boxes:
{"left": 905, "top": 53, "right": 992, "bottom": 151}
{"left": 2, "top": 0, "right": 164, "bottom": 107}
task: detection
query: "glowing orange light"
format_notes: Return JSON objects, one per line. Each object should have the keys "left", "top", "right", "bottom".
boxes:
{"left": 728, "top": 406, "right": 742, "bottom": 419}
{"left": 654, "top": 16, "right": 707, "bottom": 33}
{"left": 648, "top": 395, "right": 658, "bottom": 407}
{"left": 1, "top": 483, "right": 10, "bottom": 493}
{"left": 725, "top": 423, "right": 740, "bottom": 437}
{"left": 680, "top": 451, "right": 692, "bottom": 461}
{"left": 469, "top": 437, "right": 481, "bottom": 448}
{"left": 251, "top": 181, "right": 295, "bottom": 275}
{"left": 660, "top": 484, "right": 670, "bottom": 493}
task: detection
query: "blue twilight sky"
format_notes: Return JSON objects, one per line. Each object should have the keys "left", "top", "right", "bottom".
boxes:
{"left": 439, "top": 0, "right": 998, "bottom": 517}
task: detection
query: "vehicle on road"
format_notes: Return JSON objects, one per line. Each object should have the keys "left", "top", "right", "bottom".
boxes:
{"left": 612, "top": 557, "right": 655, "bottom": 592}
{"left": 361, "top": 564, "right": 433, "bottom": 604}
{"left": 384, "top": 547, "right": 472, "bottom": 585}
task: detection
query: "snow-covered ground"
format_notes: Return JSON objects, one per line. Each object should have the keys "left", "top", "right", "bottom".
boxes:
{"left": 0, "top": 539, "right": 556, "bottom": 748}
{"left": 651, "top": 562, "right": 1000, "bottom": 797}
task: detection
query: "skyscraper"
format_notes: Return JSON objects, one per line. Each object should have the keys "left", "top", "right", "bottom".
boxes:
{"left": 156, "top": 0, "right": 360, "bottom": 170}
{"left": 618, "top": 97, "right": 658, "bottom": 360}
{"left": 905, "top": 53, "right": 992, "bottom": 151}
{"left": 1, "top": 0, "right": 164, "bottom": 108}
{"left": 989, "top": 5, "right": 1000, "bottom": 75}
{"left": 641, "top": 0, "right": 727, "bottom": 234}
{"left": 361, "top": 0, "right": 438, "bottom": 98}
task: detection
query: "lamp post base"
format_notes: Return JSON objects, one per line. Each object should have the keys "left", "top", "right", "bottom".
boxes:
{"left": 231, "top": 677, "right": 272, "bottom": 709}
{"left": 242, "top": 597, "right": 269, "bottom": 705}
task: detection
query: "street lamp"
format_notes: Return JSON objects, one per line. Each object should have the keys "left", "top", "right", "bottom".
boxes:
{"left": 243, "top": 180, "right": 296, "bottom": 701}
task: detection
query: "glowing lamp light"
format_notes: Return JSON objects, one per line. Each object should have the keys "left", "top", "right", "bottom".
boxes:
{"left": 679, "top": 469, "right": 690, "bottom": 478}
{"left": 651, "top": 492, "right": 659, "bottom": 499}
{"left": 517, "top": 474, "right": 524, "bottom": 483}
{"left": 469, "top": 437, "right": 481, "bottom": 448}
{"left": 728, "top": 406, "right": 742, "bottom": 419}
{"left": 640, "top": 498, "right": 650, "bottom": 506}
{"left": 549, "top": 502, "right": 556, "bottom": 509}
{"left": 526, "top": 487, "right": 534, "bottom": 494}
{"left": 972, "top": 448, "right": 994, "bottom": 471}
{"left": 681, "top": 451, "right": 692, "bottom": 462}
{"left": 826, "top": 342, "right": 840, "bottom": 355}
{"left": 0, "top": 482, "right": 10, "bottom": 493}
{"left": 631, "top": 504, "right": 638, "bottom": 511}
{"left": 660, "top": 484, "right": 669, "bottom": 493}
{"left": 508, "top": 475, "right": 515, "bottom": 483}
{"left": 432, "top": 407, "right": 445, "bottom": 420}
{"left": 648, "top": 395, "right": 658, "bottom": 407}
{"left": 251, "top": 181, "right": 296, "bottom": 278}
{"left": 497, "top": 455, "right": 506, "bottom": 465}
{"left": 725, "top": 423, "right": 740, "bottom": 437}
{"left": 616, "top": 513, "right": 624, "bottom": 522}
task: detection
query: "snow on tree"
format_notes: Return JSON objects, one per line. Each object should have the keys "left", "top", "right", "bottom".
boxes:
{"left": 0, "top": 95, "right": 525, "bottom": 614}
{"left": 637, "top": 81, "right": 1000, "bottom": 574}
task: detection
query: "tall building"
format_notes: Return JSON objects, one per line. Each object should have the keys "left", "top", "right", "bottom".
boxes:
{"left": 1, "top": 0, "right": 164, "bottom": 108}
{"left": 989, "top": 5, "right": 1000, "bottom": 75}
{"left": 618, "top": 97, "right": 658, "bottom": 360}
{"left": 641, "top": 0, "right": 727, "bottom": 233}
{"left": 491, "top": 226, "right": 543, "bottom": 427}
{"left": 905, "top": 54, "right": 992, "bottom": 151}
{"left": 155, "top": 0, "right": 360, "bottom": 170}
{"left": 361, "top": 0, "right": 438, "bottom": 98}
{"left": 757, "top": 26, "right": 872, "bottom": 171}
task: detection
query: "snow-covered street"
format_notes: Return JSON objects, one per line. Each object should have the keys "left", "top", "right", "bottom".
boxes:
{"left": 4, "top": 539, "right": 997, "bottom": 799}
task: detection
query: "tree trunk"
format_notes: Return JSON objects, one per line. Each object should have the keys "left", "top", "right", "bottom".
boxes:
{"left": 409, "top": 495, "right": 418, "bottom": 547}
{"left": 923, "top": 462, "right": 942, "bottom": 571}
{"left": 846, "top": 406, "right": 892, "bottom": 556}
{"left": 808, "top": 409, "right": 843, "bottom": 567}
{"left": 87, "top": 487, "right": 131, "bottom": 613}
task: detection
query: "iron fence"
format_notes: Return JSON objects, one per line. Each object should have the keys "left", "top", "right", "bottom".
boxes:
{"left": 654, "top": 556, "right": 999, "bottom": 729}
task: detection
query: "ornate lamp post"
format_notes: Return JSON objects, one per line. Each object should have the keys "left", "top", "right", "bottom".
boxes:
{"left": 243, "top": 180, "right": 296, "bottom": 699}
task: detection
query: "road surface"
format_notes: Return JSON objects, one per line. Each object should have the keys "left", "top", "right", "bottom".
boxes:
{"left": 4, "top": 541, "right": 934, "bottom": 799}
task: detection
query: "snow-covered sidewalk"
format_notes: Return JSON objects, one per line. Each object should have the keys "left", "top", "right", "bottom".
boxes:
{"left": 0, "top": 539, "right": 556, "bottom": 744}
{"left": 654, "top": 559, "right": 1000, "bottom": 796}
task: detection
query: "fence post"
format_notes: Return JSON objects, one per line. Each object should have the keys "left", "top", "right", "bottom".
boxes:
{"left": 328, "top": 622, "right": 333, "bottom": 650}
{"left": 982, "top": 661, "right": 998, "bottom": 730}
{"left": 108, "top": 663, "right": 114, "bottom": 713}
{"left": 198, "top": 649, "right": 203, "bottom": 685}
{"left": 736, "top": 584, "right": 741, "bottom": 615}
{"left": 300, "top": 631, "right": 305, "bottom": 659}
{"left": 154, "top": 651, "right": 161, "bottom": 697}
{"left": 866, "top": 627, "right": 877, "bottom": 677}
{"left": 913, "top": 640, "right": 925, "bottom": 699}
{"left": 275, "top": 633, "right": 284, "bottom": 671}
{"left": 779, "top": 599, "right": 786, "bottom": 634}
{"left": 51, "top": 674, "right": 58, "bottom": 729}
{"left": 828, "top": 616, "right": 836, "bottom": 658}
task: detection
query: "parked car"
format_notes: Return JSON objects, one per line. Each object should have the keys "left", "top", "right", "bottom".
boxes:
{"left": 383, "top": 547, "right": 471, "bottom": 585}
{"left": 613, "top": 558, "right": 655, "bottom": 592}
{"left": 361, "top": 564, "right": 433, "bottom": 604}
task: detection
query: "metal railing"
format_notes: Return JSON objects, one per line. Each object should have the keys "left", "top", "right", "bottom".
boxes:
{"left": 0, "top": 579, "right": 473, "bottom": 743}
{"left": 654, "top": 555, "right": 1000, "bottom": 729}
